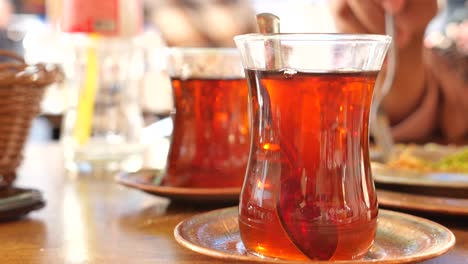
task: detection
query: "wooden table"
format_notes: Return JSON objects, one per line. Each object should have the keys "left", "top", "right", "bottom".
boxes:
{"left": 1, "top": 143, "right": 467, "bottom": 263}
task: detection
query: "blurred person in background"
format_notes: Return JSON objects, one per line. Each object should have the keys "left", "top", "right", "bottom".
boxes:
{"left": 331, "top": 0, "right": 468, "bottom": 144}
{"left": 14, "top": 0, "right": 45, "bottom": 15}
{"left": 0, "top": 0, "right": 16, "bottom": 54}
{"left": 1, "top": 0, "right": 46, "bottom": 57}
{"left": 0, "top": 0, "right": 12, "bottom": 29}
{"left": 145, "top": 0, "right": 256, "bottom": 47}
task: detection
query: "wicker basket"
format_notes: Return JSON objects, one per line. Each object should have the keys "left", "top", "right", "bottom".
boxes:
{"left": 0, "top": 50, "right": 60, "bottom": 188}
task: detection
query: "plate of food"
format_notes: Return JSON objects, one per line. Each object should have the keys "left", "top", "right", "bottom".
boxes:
{"left": 377, "top": 189, "right": 468, "bottom": 216}
{"left": 372, "top": 143, "right": 468, "bottom": 197}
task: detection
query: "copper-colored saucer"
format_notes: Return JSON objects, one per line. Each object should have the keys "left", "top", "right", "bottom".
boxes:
{"left": 116, "top": 169, "right": 241, "bottom": 203}
{"left": 174, "top": 207, "right": 455, "bottom": 263}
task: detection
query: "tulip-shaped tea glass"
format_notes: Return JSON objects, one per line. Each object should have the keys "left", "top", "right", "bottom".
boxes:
{"left": 165, "top": 48, "right": 250, "bottom": 188}
{"left": 234, "top": 34, "right": 391, "bottom": 261}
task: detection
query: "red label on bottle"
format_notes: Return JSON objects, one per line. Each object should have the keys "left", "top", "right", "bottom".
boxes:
{"left": 62, "top": 0, "right": 119, "bottom": 35}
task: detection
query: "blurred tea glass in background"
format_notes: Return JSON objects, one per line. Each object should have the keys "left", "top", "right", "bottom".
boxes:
{"left": 59, "top": 36, "right": 146, "bottom": 177}
{"left": 165, "top": 48, "right": 250, "bottom": 188}
{"left": 235, "top": 33, "right": 390, "bottom": 260}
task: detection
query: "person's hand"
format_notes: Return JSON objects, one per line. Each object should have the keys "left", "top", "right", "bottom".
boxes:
{"left": 330, "top": 0, "right": 437, "bottom": 48}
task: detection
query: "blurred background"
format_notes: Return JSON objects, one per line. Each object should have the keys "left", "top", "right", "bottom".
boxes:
{"left": 0, "top": 0, "right": 337, "bottom": 143}
{"left": 0, "top": 0, "right": 450, "bottom": 143}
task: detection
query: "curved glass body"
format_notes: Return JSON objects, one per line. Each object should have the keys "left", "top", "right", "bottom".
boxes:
{"left": 165, "top": 48, "right": 250, "bottom": 188}
{"left": 234, "top": 34, "right": 391, "bottom": 260}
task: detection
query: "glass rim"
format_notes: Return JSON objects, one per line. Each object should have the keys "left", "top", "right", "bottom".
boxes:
{"left": 234, "top": 33, "right": 392, "bottom": 43}
{"left": 166, "top": 47, "right": 239, "bottom": 55}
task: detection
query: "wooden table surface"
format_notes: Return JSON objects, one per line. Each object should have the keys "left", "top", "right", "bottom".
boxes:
{"left": 1, "top": 143, "right": 467, "bottom": 264}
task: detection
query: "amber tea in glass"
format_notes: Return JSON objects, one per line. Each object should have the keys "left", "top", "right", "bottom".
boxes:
{"left": 235, "top": 34, "right": 391, "bottom": 260}
{"left": 165, "top": 48, "right": 249, "bottom": 188}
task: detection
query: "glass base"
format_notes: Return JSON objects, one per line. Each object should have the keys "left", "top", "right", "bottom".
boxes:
{"left": 63, "top": 141, "right": 145, "bottom": 179}
{"left": 243, "top": 246, "right": 310, "bottom": 261}
{"left": 246, "top": 250, "right": 283, "bottom": 261}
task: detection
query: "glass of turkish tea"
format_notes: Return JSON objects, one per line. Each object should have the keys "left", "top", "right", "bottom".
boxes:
{"left": 234, "top": 34, "right": 391, "bottom": 260}
{"left": 165, "top": 48, "right": 250, "bottom": 188}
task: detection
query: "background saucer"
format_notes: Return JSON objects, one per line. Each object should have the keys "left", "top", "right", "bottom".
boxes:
{"left": 116, "top": 169, "right": 241, "bottom": 203}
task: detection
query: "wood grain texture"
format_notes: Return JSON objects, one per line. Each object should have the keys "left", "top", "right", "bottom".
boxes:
{"left": 0, "top": 143, "right": 466, "bottom": 264}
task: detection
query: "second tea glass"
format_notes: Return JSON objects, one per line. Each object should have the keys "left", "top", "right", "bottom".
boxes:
{"left": 165, "top": 48, "right": 250, "bottom": 188}
{"left": 235, "top": 34, "right": 391, "bottom": 260}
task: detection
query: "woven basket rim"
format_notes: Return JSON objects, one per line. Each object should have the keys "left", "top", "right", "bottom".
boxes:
{"left": 0, "top": 50, "right": 61, "bottom": 188}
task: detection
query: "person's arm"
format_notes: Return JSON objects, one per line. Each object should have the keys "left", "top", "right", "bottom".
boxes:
{"left": 330, "top": 0, "right": 439, "bottom": 141}
{"left": 425, "top": 22, "right": 468, "bottom": 143}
